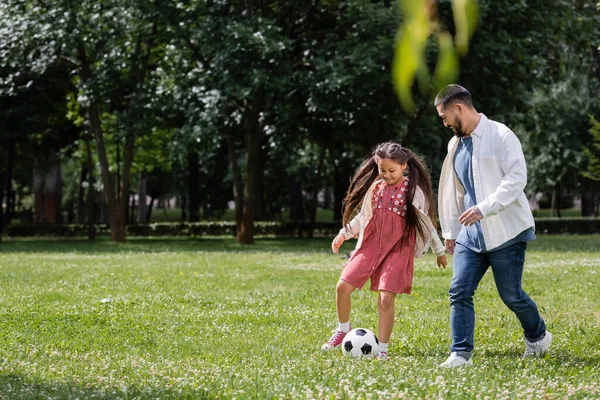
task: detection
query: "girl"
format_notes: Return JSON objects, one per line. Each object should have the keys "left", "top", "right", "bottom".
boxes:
{"left": 322, "top": 142, "right": 447, "bottom": 360}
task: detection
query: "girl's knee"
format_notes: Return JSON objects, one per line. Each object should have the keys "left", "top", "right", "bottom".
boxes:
{"left": 378, "top": 291, "right": 396, "bottom": 310}
{"left": 336, "top": 280, "right": 355, "bottom": 296}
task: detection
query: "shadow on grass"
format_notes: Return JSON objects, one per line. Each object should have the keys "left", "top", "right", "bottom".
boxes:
{"left": 0, "top": 373, "right": 208, "bottom": 399}
{"left": 0, "top": 236, "right": 339, "bottom": 255}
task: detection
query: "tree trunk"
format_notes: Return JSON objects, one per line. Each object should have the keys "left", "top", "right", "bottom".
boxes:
{"left": 226, "top": 127, "right": 244, "bottom": 236}
{"left": 88, "top": 102, "right": 123, "bottom": 240}
{"left": 54, "top": 164, "right": 63, "bottom": 223}
{"left": 77, "top": 162, "right": 87, "bottom": 224}
{"left": 5, "top": 139, "right": 14, "bottom": 228}
{"left": 188, "top": 149, "right": 200, "bottom": 222}
{"left": 85, "top": 131, "right": 96, "bottom": 240}
{"left": 137, "top": 173, "right": 148, "bottom": 223}
{"left": 551, "top": 183, "right": 562, "bottom": 218}
{"left": 77, "top": 37, "right": 143, "bottom": 242}
{"left": 581, "top": 179, "right": 596, "bottom": 217}
{"left": 77, "top": 42, "right": 123, "bottom": 240}
{"left": 180, "top": 194, "right": 187, "bottom": 221}
{"left": 129, "top": 193, "right": 136, "bottom": 223}
{"left": 253, "top": 146, "right": 266, "bottom": 221}
{"left": 146, "top": 196, "right": 156, "bottom": 222}
{"left": 239, "top": 98, "right": 267, "bottom": 245}
{"left": 119, "top": 132, "right": 135, "bottom": 231}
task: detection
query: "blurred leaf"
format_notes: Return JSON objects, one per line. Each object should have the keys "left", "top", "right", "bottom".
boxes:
{"left": 393, "top": 0, "right": 430, "bottom": 112}
{"left": 434, "top": 33, "right": 459, "bottom": 91}
{"left": 392, "top": 29, "right": 419, "bottom": 112}
{"left": 451, "top": 0, "right": 479, "bottom": 55}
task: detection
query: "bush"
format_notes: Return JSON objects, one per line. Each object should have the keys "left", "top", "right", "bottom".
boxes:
{"left": 534, "top": 218, "right": 600, "bottom": 235}
{"left": 6, "top": 224, "right": 110, "bottom": 237}
{"left": 6, "top": 219, "right": 600, "bottom": 238}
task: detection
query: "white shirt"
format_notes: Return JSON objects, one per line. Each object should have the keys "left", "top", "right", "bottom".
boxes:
{"left": 438, "top": 114, "right": 535, "bottom": 250}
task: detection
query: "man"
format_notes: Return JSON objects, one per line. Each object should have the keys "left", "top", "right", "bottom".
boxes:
{"left": 434, "top": 84, "right": 551, "bottom": 368}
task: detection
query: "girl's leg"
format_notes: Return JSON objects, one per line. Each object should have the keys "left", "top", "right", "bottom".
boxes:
{"left": 336, "top": 279, "right": 356, "bottom": 324}
{"left": 322, "top": 279, "right": 357, "bottom": 350}
{"left": 377, "top": 290, "right": 397, "bottom": 343}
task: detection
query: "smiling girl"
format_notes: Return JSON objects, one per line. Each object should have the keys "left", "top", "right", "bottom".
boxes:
{"left": 321, "top": 142, "right": 446, "bottom": 360}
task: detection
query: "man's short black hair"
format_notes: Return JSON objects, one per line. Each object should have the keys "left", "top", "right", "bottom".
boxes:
{"left": 434, "top": 84, "right": 474, "bottom": 109}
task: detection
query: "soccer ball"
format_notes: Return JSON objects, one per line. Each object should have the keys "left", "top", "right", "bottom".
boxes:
{"left": 342, "top": 328, "right": 379, "bottom": 358}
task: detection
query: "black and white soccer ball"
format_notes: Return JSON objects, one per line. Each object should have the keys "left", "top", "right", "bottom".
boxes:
{"left": 342, "top": 328, "right": 379, "bottom": 358}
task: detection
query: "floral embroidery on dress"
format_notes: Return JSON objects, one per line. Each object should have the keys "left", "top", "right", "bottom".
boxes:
{"left": 372, "top": 179, "right": 409, "bottom": 217}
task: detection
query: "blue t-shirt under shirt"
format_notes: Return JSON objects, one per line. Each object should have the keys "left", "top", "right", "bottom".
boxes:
{"left": 453, "top": 136, "right": 535, "bottom": 253}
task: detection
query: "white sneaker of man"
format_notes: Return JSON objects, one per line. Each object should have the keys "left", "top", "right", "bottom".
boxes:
{"left": 523, "top": 331, "right": 553, "bottom": 358}
{"left": 440, "top": 352, "right": 473, "bottom": 368}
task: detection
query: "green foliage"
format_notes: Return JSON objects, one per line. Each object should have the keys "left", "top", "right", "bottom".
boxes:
{"left": 1, "top": 0, "right": 599, "bottom": 227}
{"left": 0, "top": 236, "right": 599, "bottom": 397}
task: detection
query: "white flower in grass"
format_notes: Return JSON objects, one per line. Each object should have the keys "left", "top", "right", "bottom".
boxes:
{"left": 100, "top": 298, "right": 111, "bottom": 304}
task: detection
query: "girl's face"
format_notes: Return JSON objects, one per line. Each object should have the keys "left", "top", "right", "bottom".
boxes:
{"left": 377, "top": 157, "right": 406, "bottom": 186}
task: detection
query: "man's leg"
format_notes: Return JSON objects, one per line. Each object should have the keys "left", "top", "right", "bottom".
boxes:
{"left": 488, "top": 242, "right": 546, "bottom": 341}
{"left": 449, "top": 243, "right": 490, "bottom": 354}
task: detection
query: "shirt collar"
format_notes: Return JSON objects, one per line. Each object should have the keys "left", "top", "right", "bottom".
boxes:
{"left": 471, "top": 113, "right": 487, "bottom": 138}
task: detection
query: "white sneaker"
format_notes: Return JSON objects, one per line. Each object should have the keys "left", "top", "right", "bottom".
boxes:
{"left": 440, "top": 352, "right": 473, "bottom": 368}
{"left": 523, "top": 331, "right": 552, "bottom": 358}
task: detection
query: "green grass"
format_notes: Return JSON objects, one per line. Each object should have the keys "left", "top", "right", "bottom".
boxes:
{"left": 0, "top": 235, "right": 599, "bottom": 399}
{"left": 532, "top": 208, "right": 589, "bottom": 218}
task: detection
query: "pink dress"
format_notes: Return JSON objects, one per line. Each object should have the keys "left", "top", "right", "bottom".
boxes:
{"left": 340, "top": 178, "right": 416, "bottom": 294}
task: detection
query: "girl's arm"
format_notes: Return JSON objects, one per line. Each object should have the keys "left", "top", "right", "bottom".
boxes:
{"left": 414, "top": 187, "right": 446, "bottom": 257}
{"left": 338, "top": 211, "right": 363, "bottom": 239}
{"left": 430, "top": 229, "right": 446, "bottom": 257}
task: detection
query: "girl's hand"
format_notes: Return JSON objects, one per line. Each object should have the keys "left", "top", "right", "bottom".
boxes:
{"left": 436, "top": 255, "right": 447, "bottom": 269}
{"left": 331, "top": 234, "right": 345, "bottom": 254}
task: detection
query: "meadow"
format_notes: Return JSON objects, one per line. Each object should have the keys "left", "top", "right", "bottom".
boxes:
{"left": 0, "top": 235, "right": 599, "bottom": 399}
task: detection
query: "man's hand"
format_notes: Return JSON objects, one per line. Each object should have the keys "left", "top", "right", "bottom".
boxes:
{"left": 331, "top": 234, "right": 345, "bottom": 254}
{"left": 459, "top": 206, "right": 483, "bottom": 226}
{"left": 445, "top": 239, "right": 456, "bottom": 255}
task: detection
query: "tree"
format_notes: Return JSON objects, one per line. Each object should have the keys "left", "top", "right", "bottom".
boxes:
{"left": 582, "top": 116, "right": 600, "bottom": 216}
{"left": 0, "top": 0, "right": 169, "bottom": 241}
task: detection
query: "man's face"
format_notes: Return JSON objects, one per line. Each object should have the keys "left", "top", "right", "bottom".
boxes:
{"left": 436, "top": 104, "right": 465, "bottom": 138}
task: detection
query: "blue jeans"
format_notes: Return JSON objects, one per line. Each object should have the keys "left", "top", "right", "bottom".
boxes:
{"left": 449, "top": 242, "right": 546, "bottom": 352}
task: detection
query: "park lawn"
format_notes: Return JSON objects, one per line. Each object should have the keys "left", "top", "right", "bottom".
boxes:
{"left": 0, "top": 236, "right": 599, "bottom": 399}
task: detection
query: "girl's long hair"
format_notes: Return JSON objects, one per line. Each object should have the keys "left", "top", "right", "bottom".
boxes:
{"left": 341, "top": 142, "right": 436, "bottom": 242}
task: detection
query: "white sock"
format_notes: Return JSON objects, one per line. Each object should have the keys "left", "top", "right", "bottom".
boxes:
{"left": 379, "top": 342, "right": 389, "bottom": 353}
{"left": 338, "top": 322, "right": 350, "bottom": 333}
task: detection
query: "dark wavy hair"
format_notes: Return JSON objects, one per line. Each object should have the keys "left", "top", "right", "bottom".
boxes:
{"left": 342, "top": 142, "right": 436, "bottom": 242}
